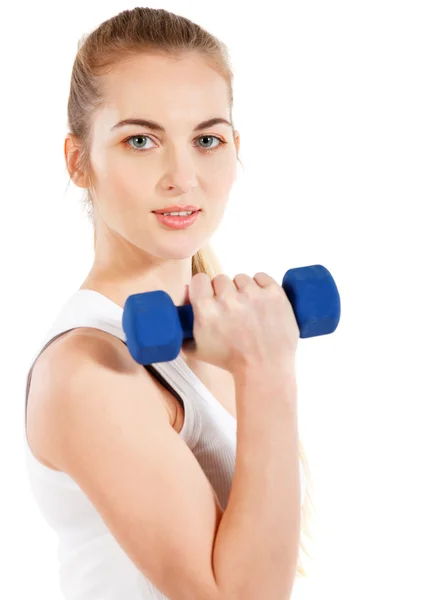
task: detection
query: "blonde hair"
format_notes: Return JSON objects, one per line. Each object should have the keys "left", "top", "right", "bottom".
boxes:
{"left": 65, "top": 6, "right": 316, "bottom": 578}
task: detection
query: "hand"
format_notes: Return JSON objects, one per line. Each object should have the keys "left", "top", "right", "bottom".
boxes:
{"left": 181, "top": 272, "right": 299, "bottom": 375}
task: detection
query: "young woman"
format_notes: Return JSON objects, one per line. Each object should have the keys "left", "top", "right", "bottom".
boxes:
{"left": 24, "top": 7, "right": 312, "bottom": 600}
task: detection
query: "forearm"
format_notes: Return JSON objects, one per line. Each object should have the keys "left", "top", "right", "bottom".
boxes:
{"left": 212, "top": 362, "right": 301, "bottom": 600}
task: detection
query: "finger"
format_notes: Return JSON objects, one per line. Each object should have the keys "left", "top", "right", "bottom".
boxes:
{"left": 253, "top": 271, "right": 279, "bottom": 288}
{"left": 233, "top": 273, "right": 256, "bottom": 291}
{"left": 188, "top": 273, "right": 216, "bottom": 326}
{"left": 188, "top": 272, "right": 215, "bottom": 303}
{"left": 211, "top": 273, "right": 237, "bottom": 297}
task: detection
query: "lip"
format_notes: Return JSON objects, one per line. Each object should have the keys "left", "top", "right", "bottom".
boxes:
{"left": 153, "top": 210, "right": 201, "bottom": 229}
{"left": 152, "top": 205, "right": 201, "bottom": 214}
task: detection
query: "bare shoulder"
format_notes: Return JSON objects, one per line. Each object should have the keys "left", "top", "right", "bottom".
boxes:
{"left": 45, "top": 327, "right": 138, "bottom": 372}
{"left": 26, "top": 327, "right": 173, "bottom": 470}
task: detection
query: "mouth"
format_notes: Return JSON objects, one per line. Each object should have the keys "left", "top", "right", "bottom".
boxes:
{"left": 151, "top": 209, "right": 201, "bottom": 215}
{"left": 152, "top": 209, "right": 201, "bottom": 229}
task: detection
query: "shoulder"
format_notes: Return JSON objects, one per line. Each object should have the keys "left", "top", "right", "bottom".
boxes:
{"left": 52, "top": 326, "right": 136, "bottom": 367}
{"left": 26, "top": 327, "right": 175, "bottom": 469}
{"left": 31, "top": 327, "right": 149, "bottom": 388}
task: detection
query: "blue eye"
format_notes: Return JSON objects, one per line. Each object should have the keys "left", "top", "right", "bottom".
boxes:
{"left": 197, "top": 136, "right": 222, "bottom": 151}
{"left": 125, "top": 135, "right": 155, "bottom": 151}
{"left": 123, "top": 134, "right": 226, "bottom": 154}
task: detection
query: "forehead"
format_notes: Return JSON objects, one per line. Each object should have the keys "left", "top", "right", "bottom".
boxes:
{"left": 98, "top": 53, "right": 230, "bottom": 130}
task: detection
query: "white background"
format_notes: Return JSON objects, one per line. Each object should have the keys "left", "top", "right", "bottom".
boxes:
{"left": 1, "top": 0, "right": 427, "bottom": 598}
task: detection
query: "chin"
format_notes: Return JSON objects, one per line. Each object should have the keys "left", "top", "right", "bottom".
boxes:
{"left": 153, "top": 243, "right": 202, "bottom": 261}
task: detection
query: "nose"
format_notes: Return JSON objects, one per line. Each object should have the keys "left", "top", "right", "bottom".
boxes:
{"left": 162, "top": 148, "right": 198, "bottom": 193}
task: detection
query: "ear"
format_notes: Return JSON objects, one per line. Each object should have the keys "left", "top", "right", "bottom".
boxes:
{"left": 234, "top": 130, "right": 240, "bottom": 157}
{"left": 64, "top": 134, "right": 89, "bottom": 189}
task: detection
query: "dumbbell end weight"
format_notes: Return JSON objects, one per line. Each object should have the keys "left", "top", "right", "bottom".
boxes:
{"left": 282, "top": 264, "right": 341, "bottom": 338}
{"left": 123, "top": 290, "right": 186, "bottom": 365}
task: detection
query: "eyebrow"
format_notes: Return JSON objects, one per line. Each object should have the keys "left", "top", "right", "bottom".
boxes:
{"left": 110, "top": 117, "right": 232, "bottom": 132}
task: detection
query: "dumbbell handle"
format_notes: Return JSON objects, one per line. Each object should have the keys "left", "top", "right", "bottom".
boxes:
{"left": 177, "top": 264, "right": 340, "bottom": 341}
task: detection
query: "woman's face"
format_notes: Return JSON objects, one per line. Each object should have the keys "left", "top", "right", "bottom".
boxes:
{"left": 84, "top": 52, "right": 240, "bottom": 260}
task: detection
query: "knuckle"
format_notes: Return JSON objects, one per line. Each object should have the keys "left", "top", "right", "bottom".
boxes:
{"left": 272, "top": 283, "right": 285, "bottom": 296}
{"left": 212, "top": 274, "right": 233, "bottom": 292}
{"left": 219, "top": 292, "right": 242, "bottom": 311}
{"left": 235, "top": 273, "right": 258, "bottom": 295}
{"left": 213, "top": 273, "right": 231, "bottom": 282}
{"left": 217, "top": 291, "right": 236, "bottom": 308}
{"left": 194, "top": 295, "right": 215, "bottom": 317}
{"left": 254, "top": 271, "right": 279, "bottom": 289}
{"left": 239, "top": 285, "right": 256, "bottom": 301}
{"left": 254, "top": 271, "right": 273, "bottom": 282}
{"left": 191, "top": 272, "right": 210, "bottom": 286}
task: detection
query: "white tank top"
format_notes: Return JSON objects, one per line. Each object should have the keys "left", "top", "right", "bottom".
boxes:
{"left": 23, "top": 289, "right": 306, "bottom": 600}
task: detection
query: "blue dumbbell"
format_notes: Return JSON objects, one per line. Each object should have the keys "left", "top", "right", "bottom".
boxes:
{"left": 122, "top": 264, "right": 341, "bottom": 365}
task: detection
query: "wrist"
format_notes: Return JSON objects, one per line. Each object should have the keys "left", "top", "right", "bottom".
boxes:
{"left": 231, "top": 354, "right": 297, "bottom": 388}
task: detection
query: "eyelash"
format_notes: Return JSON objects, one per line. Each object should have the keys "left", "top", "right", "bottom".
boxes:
{"left": 122, "top": 134, "right": 227, "bottom": 155}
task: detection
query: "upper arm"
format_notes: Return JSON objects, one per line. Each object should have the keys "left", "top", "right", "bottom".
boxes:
{"left": 34, "top": 331, "right": 224, "bottom": 600}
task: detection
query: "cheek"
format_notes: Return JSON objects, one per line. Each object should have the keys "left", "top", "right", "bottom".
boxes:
{"left": 206, "top": 159, "right": 237, "bottom": 191}
{"left": 89, "top": 146, "right": 129, "bottom": 191}
{"left": 104, "top": 155, "right": 153, "bottom": 196}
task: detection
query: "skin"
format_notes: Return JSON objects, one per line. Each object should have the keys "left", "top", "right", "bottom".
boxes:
{"left": 64, "top": 52, "right": 240, "bottom": 312}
